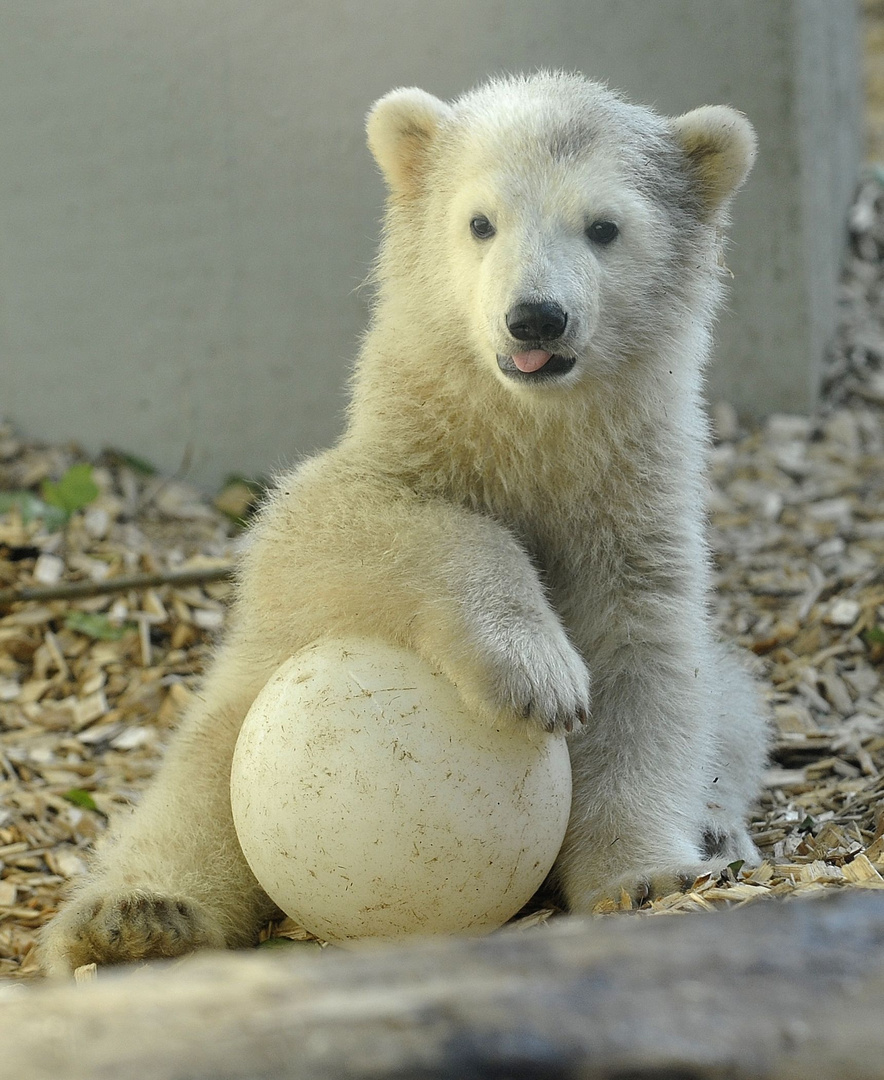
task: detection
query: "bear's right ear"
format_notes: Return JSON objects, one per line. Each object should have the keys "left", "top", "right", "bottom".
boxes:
{"left": 367, "top": 88, "right": 450, "bottom": 194}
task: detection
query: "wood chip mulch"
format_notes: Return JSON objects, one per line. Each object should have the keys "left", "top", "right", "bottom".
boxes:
{"left": 3, "top": 180, "right": 884, "bottom": 979}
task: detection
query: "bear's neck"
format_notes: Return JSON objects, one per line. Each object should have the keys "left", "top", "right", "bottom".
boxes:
{"left": 344, "top": 307, "right": 710, "bottom": 523}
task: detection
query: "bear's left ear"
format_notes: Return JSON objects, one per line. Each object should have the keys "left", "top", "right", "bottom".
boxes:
{"left": 670, "top": 106, "right": 757, "bottom": 216}
{"left": 367, "top": 88, "right": 450, "bottom": 194}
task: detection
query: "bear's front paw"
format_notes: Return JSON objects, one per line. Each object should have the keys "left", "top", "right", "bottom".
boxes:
{"left": 486, "top": 628, "right": 592, "bottom": 735}
{"left": 39, "top": 888, "right": 226, "bottom": 976}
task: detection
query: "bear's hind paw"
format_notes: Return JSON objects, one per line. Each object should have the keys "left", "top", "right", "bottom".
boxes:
{"left": 594, "top": 860, "right": 741, "bottom": 911}
{"left": 39, "top": 889, "right": 226, "bottom": 976}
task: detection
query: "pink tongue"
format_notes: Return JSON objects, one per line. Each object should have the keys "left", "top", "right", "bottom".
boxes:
{"left": 511, "top": 349, "right": 553, "bottom": 373}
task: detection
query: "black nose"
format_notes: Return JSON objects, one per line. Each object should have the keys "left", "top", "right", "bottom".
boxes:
{"left": 506, "top": 301, "right": 568, "bottom": 342}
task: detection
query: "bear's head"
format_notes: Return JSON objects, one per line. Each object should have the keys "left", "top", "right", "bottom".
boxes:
{"left": 367, "top": 73, "right": 755, "bottom": 393}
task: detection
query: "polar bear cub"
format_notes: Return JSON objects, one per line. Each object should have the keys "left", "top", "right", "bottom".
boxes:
{"left": 40, "top": 72, "right": 768, "bottom": 974}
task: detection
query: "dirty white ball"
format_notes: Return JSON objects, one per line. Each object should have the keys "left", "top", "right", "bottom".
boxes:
{"left": 230, "top": 637, "right": 572, "bottom": 944}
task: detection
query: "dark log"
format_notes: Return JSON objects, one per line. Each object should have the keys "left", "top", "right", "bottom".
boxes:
{"left": 4, "top": 892, "right": 884, "bottom": 1080}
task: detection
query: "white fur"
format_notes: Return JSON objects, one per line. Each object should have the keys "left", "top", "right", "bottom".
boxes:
{"left": 40, "top": 73, "right": 768, "bottom": 974}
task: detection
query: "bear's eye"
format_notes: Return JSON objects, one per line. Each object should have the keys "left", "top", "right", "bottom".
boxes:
{"left": 470, "top": 216, "right": 496, "bottom": 240}
{"left": 586, "top": 220, "right": 619, "bottom": 245}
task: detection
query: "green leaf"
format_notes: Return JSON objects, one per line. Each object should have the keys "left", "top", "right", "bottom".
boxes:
{"left": 0, "top": 491, "right": 42, "bottom": 518}
{"left": 104, "top": 449, "right": 158, "bottom": 476}
{"left": 798, "top": 815, "right": 816, "bottom": 834}
{"left": 65, "top": 611, "right": 135, "bottom": 641}
{"left": 863, "top": 626, "right": 884, "bottom": 646}
{"left": 41, "top": 463, "right": 100, "bottom": 514}
{"left": 63, "top": 788, "right": 99, "bottom": 812}
{"left": 257, "top": 936, "right": 323, "bottom": 952}
{"left": 257, "top": 937, "right": 299, "bottom": 950}
{"left": 223, "top": 474, "right": 266, "bottom": 494}
{"left": 727, "top": 859, "right": 745, "bottom": 877}
{"left": 0, "top": 491, "right": 69, "bottom": 531}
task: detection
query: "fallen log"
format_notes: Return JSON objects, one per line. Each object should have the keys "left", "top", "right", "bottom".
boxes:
{"left": 4, "top": 891, "right": 884, "bottom": 1080}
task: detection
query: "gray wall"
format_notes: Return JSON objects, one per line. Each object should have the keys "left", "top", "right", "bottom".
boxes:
{"left": 0, "top": 1, "right": 862, "bottom": 489}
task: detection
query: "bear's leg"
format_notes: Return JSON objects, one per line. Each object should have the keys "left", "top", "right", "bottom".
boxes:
{"left": 699, "top": 643, "right": 769, "bottom": 864}
{"left": 39, "top": 641, "right": 282, "bottom": 976}
{"left": 242, "top": 473, "right": 593, "bottom": 738}
{"left": 554, "top": 639, "right": 765, "bottom": 911}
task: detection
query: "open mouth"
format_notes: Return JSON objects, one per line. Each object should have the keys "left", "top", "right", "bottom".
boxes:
{"left": 496, "top": 350, "right": 577, "bottom": 381}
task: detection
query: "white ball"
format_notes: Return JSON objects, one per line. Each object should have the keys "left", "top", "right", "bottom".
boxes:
{"left": 230, "top": 637, "right": 572, "bottom": 944}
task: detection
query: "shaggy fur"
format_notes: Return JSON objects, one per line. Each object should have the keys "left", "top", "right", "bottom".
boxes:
{"left": 40, "top": 73, "right": 768, "bottom": 974}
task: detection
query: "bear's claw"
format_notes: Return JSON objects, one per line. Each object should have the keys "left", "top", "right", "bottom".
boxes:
{"left": 490, "top": 629, "right": 592, "bottom": 736}
{"left": 39, "top": 889, "right": 226, "bottom": 976}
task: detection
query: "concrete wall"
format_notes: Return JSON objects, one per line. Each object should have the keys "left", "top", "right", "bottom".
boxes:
{"left": 0, "top": 1, "right": 862, "bottom": 489}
